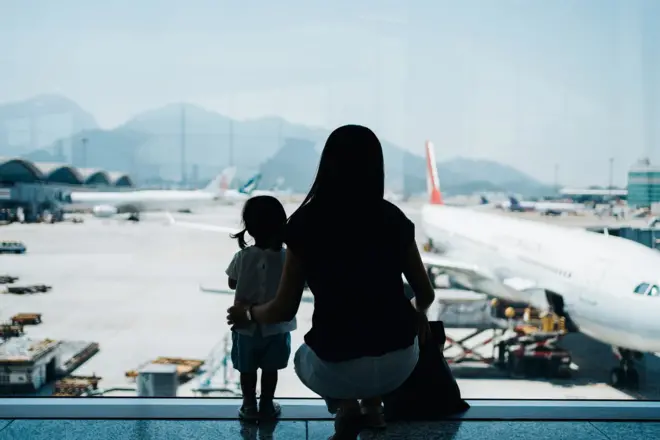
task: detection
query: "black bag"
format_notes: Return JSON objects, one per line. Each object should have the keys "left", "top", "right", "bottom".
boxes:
{"left": 382, "top": 321, "right": 470, "bottom": 421}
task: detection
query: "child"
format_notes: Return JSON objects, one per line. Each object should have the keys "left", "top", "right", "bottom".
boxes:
{"left": 226, "top": 195, "right": 296, "bottom": 421}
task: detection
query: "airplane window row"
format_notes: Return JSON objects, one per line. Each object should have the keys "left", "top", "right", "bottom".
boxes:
{"left": 633, "top": 283, "right": 660, "bottom": 296}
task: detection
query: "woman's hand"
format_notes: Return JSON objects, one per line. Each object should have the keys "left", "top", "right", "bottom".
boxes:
{"left": 417, "top": 310, "right": 432, "bottom": 345}
{"left": 227, "top": 302, "right": 251, "bottom": 328}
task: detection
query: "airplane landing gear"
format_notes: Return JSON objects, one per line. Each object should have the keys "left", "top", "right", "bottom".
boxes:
{"left": 127, "top": 213, "right": 140, "bottom": 222}
{"left": 610, "top": 348, "right": 642, "bottom": 390}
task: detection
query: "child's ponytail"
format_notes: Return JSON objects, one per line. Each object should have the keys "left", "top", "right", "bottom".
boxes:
{"left": 230, "top": 228, "right": 248, "bottom": 249}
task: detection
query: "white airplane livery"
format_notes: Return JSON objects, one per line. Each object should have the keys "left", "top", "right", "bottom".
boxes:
{"left": 419, "top": 140, "right": 660, "bottom": 389}
{"left": 68, "top": 167, "right": 238, "bottom": 220}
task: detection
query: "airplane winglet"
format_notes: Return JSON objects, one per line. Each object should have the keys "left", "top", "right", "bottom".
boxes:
{"left": 425, "top": 140, "right": 443, "bottom": 205}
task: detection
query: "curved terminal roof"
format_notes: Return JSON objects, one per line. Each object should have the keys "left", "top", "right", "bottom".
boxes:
{"left": 0, "top": 157, "right": 43, "bottom": 183}
{"left": 78, "top": 168, "right": 112, "bottom": 186}
{"left": 0, "top": 157, "right": 134, "bottom": 187}
{"left": 108, "top": 172, "right": 134, "bottom": 187}
{"left": 32, "top": 162, "right": 84, "bottom": 185}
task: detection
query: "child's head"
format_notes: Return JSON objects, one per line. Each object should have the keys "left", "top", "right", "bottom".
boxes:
{"left": 231, "top": 195, "right": 287, "bottom": 249}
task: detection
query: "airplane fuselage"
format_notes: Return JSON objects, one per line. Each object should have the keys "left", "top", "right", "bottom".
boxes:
{"left": 422, "top": 204, "right": 660, "bottom": 353}
{"left": 70, "top": 190, "right": 221, "bottom": 213}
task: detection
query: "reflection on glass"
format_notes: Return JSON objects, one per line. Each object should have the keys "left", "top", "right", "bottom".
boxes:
{"left": 0, "top": 0, "right": 659, "bottom": 401}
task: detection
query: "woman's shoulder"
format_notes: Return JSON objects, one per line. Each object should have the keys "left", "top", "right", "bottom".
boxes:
{"left": 381, "top": 200, "right": 412, "bottom": 223}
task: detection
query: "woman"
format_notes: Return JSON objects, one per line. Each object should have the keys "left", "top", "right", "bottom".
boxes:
{"left": 227, "top": 124, "right": 436, "bottom": 438}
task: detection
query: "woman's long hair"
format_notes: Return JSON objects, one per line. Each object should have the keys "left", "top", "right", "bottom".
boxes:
{"left": 296, "top": 125, "right": 385, "bottom": 213}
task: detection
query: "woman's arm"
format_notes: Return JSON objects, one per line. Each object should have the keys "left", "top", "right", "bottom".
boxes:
{"left": 402, "top": 242, "right": 436, "bottom": 313}
{"left": 249, "top": 249, "right": 306, "bottom": 324}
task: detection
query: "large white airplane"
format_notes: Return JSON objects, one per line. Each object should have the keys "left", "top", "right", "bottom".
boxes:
{"left": 67, "top": 167, "right": 241, "bottom": 221}
{"left": 419, "top": 140, "right": 660, "bottom": 390}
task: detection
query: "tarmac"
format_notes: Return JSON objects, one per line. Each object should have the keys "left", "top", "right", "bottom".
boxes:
{"left": 0, "top": 203, "right": 658, "bottom": 400}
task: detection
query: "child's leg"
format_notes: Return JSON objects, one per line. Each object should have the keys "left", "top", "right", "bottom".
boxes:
{"left": 257, "top": 332, "right": 292, "bottom": 417}
{"left": 231, "top": 332, "right": 259, "bottom": 419}
{"left": 240, "top": 372, "right": 258, "bottom": 407}
{"left": 260, "top": 370, "right": 278, "bottom": 404}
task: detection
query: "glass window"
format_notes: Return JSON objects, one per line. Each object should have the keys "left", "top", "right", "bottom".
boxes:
{"left": 3, "top": 1, "right": 659, "bottom": 404}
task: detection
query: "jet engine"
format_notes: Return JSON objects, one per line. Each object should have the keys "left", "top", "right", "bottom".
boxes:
{"left": 92, "top": 205, "right": 118, "bottom": 218}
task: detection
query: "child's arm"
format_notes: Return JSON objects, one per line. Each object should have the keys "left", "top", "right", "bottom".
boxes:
{"left": 225, "top": 252, "right": 241, "bottom": 303}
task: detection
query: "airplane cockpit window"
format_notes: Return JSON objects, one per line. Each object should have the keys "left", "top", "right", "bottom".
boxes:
{"left": 648, "top": 285, "right": 659, "bottom": 297}
{"left": 634, "top": 283, "right": 649, "bottom": 295}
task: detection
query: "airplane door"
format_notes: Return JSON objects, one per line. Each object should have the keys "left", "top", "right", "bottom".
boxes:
{"left": 573, "top": 261, "right": 605, "bottom": 313}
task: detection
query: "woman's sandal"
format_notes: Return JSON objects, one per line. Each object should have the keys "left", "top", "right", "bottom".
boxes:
{"left": 329, "top": 407, "right": 364, "bottom": 440}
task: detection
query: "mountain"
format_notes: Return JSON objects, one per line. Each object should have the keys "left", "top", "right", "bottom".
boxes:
{"left": 4, "top": 96, "right": 551, "bottom": 195}
{"left": 0, "top": 94, "right": 98, "bottom": 157}
{"left": 259, "top": 138, "right": 320, "bottom": 192}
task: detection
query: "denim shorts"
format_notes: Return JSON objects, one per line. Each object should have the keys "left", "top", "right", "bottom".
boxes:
{"left": 231, "top": 328, "right": 291, "bottom": 373}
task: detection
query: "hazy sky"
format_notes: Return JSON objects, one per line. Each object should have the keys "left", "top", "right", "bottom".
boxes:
{"left": 1, "top": 0, "right": 659, "bottom": 186}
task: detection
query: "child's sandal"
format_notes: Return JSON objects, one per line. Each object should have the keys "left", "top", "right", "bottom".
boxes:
{"left": 238, "top": 405, "right": 259, "bottom": 421}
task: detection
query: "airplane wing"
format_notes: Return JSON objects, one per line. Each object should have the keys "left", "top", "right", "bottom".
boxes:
{"left": 200, "top": 285, "right": 315, "bottom": 303}
{"left": 166, "top": 213, "right": 240, "bottom": 234}
{"left": 420, "top": 251, "right": 544, "bottom": 299}
{"left": 420, "top": 252, "right": 494, "bottom": 281}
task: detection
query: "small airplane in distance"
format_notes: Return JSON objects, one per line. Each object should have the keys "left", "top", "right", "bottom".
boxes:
{"left": 419, "top": 140, "right": 660, "bottom": 390}
{"left": 497, "top": 195, "right": 585, "bottom": 216}
{"left": 66, "top": 167, "right": 259, "bottom": 221}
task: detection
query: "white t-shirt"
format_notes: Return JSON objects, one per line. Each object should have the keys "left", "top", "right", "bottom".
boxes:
{"left": 225, "top": 246, "right": 297, "bottom": 337}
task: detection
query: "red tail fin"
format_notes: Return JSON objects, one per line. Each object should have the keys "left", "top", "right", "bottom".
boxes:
{"left": 425, "top": 140, "right": 443, "bottom": 205}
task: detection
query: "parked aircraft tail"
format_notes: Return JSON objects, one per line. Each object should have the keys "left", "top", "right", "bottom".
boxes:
{"left": 203, "top": 167, "right": 237, "bottom": 193}
{"left": 425, "top": 140, "right": 443, "bottom": 205}
{"left": 239, "top": 173, "right": 262, "bottom": 195}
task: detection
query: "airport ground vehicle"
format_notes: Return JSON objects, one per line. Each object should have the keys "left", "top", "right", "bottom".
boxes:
{"left": 1, "top": 285, "right": 52, "bottom": 295}
{"left": 0, "top": 241, "right": 26, "bottom": 254}
{"left": 125, "top": 357, "right": 204, "bottom": 383}
{"left": 11, "top": 313, "right": 42, "bottom": 326}
{"left": 494, "top": 325, "right": 572, "bottom": 378}
{"left": 53, "top": 375, "right": 101, "bottom": 397}
{"left": 491, "top": 301, "right": 572, "bottom": 378}
{"left": 0, "top": 323, "right": 24, "bottom": 338}
{"left": 0, "top": 276, "right": 18, "bottom": 284}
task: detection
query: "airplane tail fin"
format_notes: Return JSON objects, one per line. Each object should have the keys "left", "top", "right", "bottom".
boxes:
{"left": 480, "top": 195, "right": 489, "bottom": 205}
{"left": 509, "top": 195, "right": 520, "bottom": 207}
{"left": 203, "top": 167, "right": 236, "bottom": 194}
{"left": 425, "top": 140, "right": 443, "bottom": 205}
{"left": 239, "top": 173, "right": 262, "bottom": 195}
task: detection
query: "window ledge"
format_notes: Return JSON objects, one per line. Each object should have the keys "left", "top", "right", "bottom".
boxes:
{"left": 0, "top": 399, "right": 659, "bottom": 421}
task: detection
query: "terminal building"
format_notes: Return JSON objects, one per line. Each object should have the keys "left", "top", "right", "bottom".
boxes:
{"left": 0, "top": 157, "right": 134, "bottom": 222}
{"left": 627, "top": 160, "right": 660, "bottom": 208}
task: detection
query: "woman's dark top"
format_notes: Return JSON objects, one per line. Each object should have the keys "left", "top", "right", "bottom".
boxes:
{"left": 284, "top": 199, "right": 418, "bottom": 363}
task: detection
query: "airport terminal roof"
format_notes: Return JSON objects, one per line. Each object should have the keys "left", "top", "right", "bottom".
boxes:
{"left": 0, "top": 157, "right": 134, "bottom": 187}
{"left": 559, "top": 187, "right": 628, "bottom": 197}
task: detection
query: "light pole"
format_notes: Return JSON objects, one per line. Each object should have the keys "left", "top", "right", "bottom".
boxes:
{"left": 608, "top": 157, "right": 614, "bottom": 197}
{"left": 81, "top": 137, "right": 88, "bottom": 168}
